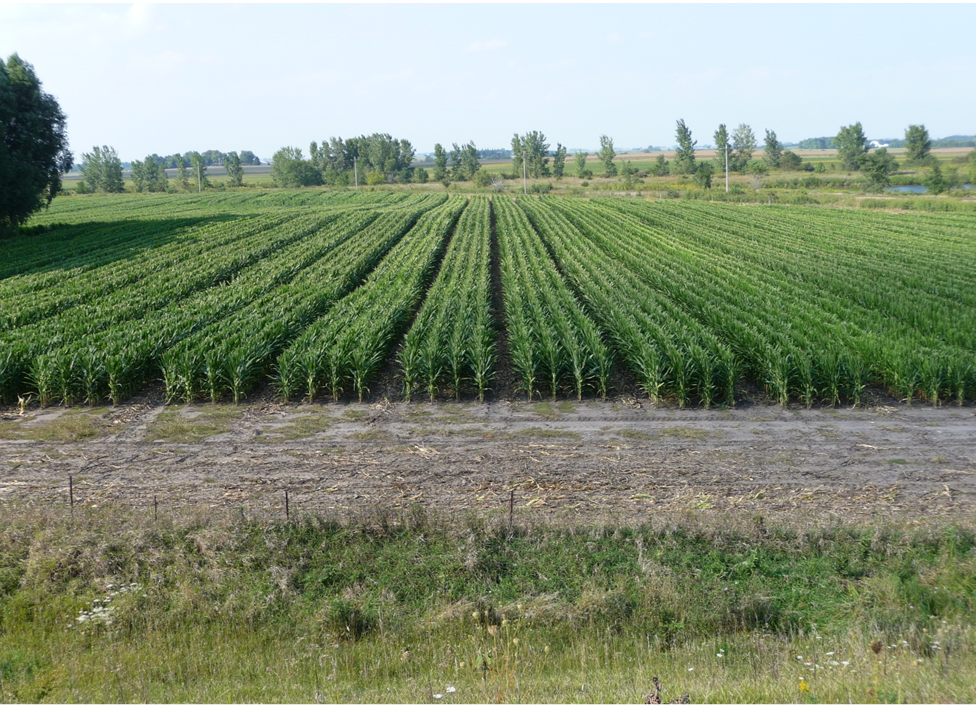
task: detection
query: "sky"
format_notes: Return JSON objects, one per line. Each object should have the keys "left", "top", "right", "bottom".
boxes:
{"left": 2, "top": 3, "right": 975, "bottom": 161}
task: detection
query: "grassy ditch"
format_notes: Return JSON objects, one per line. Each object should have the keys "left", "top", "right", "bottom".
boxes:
{"left": 0, "top": 505, "right": 974, "bottom": 703}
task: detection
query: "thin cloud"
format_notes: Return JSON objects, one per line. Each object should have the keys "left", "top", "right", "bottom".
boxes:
{"left": 468, "top": 39, "right": 508, "bottom": 52}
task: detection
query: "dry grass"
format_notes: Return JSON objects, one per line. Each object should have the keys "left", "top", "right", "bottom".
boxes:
{"left": 145, "top": 405, "right": 242, "bottom": 442}
{"left": 0, "top": 412, "right": 120, "bottom": 442}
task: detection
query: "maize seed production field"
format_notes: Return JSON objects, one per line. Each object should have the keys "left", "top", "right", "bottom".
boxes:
{"left": 3, "top": 190, "right": 975, "bottom": 521}
{"left": 3, "top": 190, "right": 976, "bottom": 409}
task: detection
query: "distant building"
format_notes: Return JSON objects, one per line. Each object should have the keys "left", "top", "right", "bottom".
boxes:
{"left": 869, "top": 140, "right": 890, "bottom": 149}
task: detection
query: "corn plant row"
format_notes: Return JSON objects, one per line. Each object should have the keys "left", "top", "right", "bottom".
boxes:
{"left": 493, "top": 196, "right": 610, "bottom": 400}
{"left": 0, "top": 219, "right": 202, "bottom": 283}
{"left": 553, "top": 198, "right": 974, "bottom": 406}
{"left": 554, "top": 200, "right": 924, "bottom": 405}
{"left": 398, "top": 196, "right": 494, "bottom": 401}
{"left": 160, "top": 201, "right": 441, "bottom": 404}
{"left": 550, "top": 199, "right": 866, "bottom": 405}
{"left": 0, "top": 193, "right": 422, "bottom": 318}
{"left": 596, "top": 201, "right": 976, "bottom": 404}
{"left": 608, "top": 201, "right": 976, "bottom": 353}
{"left": 23, "top": 189, "right": 408, "bottom": 227}
{"left": 23, "top": 210, "right": 384, "bottom": 406}
{"left": 518, "top": 199, "right": 736, "bottom": 407}
{"left": 0, "top": 212, "right": 338, "bottom": 403}
{"left": 275, "top": 196, "right": 468, "bottom": 402}
{"left": 0, "top": 214, "right": 315, "bottom": 331}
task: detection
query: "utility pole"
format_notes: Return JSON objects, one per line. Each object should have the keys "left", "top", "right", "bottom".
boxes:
{"left": 725, "top": 144, "right": 729, "bottom": 193}
{"left": 197, "top": 161, "right": 202, "bottom": 193}
{"left": 354, "top": 157, "right": 358, "bottom": 189}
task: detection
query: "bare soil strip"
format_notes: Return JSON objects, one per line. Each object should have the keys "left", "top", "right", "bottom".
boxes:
{"left": 1, "top": 398, "right": 973, "bottom": 523}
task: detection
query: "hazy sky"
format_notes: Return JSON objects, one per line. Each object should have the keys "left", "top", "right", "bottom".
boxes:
{"left": 2, "top": 3, "right": 974, "bottom": 161}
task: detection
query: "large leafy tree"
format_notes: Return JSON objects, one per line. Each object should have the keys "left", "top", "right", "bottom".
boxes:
{"left": 0, "top": 54, "right": 72, "bottom": 232}
{"left": 861, "top": 147, "right": 898, "bottom": 191}
{"left": 270, "top": 146, "right": 321, "bottom": 188}
{"left": 512, "top": 131, "right": 551, "bottom": 178}
{"left": 835, "top": 122, "right": 868, "bottom": 171}
{"left": 731, "top": 123, "right": 756, "bottom": 172}
{"left": 598, "top": 135, "right": 617, "bottom": 177}
{"left": 80, "top": 146, "right": 124, "bottom": 193}
{"left": 763, "top": 129, "right": 783, "bottom": 168}
{"left": 432, "top": 144, "right": 448, "bottom": 181}
{"left": 186, "top": 151, "right": 211, "bottom": 192}
{"left": 130, "top": 154, "right": 168, "bottom": 193}
{"left": 224, "top": 151, "right": 244, "bottom": 188}
{"left": 173, "top": 153, "right": 191, "bottom": 192}
{"left": 552, "top": 143, "right": 567, "bottom": 179}
{"left": 673, "top": 119, "right": 697, "bottom": 175}
{"left": 904, "top": 124, "right": 932, "bottom": 165}
{"left": 713, "top": 124, "right": 730, "bottom": 170}
{"left": 454, "top": 141, "right": 480, "bottom": 181}
{"left": 574, "top": 151, "right": 590, "bottom": 179}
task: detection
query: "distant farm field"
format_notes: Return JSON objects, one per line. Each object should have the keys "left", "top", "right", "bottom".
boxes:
{"left": 3, "top": 191, "right": 976, "bottom": 408}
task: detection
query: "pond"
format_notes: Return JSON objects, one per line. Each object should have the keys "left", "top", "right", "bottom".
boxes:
{"left": 887, "top": 184, "right": 975, "bottom": 194}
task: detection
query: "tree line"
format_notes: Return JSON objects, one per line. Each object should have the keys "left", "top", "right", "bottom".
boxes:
{"left": 4, "top": 52, "right": 976, "bottom": 231}
{"left": 76, "top": 149, "right": 256, "bottom": 194}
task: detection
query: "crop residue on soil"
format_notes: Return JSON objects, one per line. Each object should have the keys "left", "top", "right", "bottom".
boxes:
{"left": 2, "top": 399, "right": 974, "bottom": 523}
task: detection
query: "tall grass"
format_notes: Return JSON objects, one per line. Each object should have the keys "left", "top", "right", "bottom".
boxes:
{"left": 0, "top": 504, "right": 974, "bottom": 702}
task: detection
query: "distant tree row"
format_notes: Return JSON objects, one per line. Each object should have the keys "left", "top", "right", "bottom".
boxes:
{"left": 271, "top": 134, "right": 420, "bottom": 188}
{"left": 146, "top": 149, "right": 260, "bottom": 169}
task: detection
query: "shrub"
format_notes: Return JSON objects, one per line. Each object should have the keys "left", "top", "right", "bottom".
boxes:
{"left": 473, "top": 169, "right": 493, "bottom": 188}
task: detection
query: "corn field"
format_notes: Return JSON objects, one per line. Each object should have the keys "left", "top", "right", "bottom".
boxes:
{"left": 2, "top": 191, "right": 974, "bottom": 407}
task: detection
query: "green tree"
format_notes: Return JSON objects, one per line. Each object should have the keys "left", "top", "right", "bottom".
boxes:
{"left": 764, "top": 129, "right": 783, "bottom": 168}
{"left": 861, "top": 148, "right": 898, "bottom": 191}
{"left": 130, "top": 155, "right": 168, "bottom": 193}
{"left": 673, "top": 119, "right": 697, "bottom": 175}
{"left": 779, "top": 150, "right": 803, "bottom": 171}
{"left": 512, "top": 131, "right": 550, "bottom": 178}
{"left": 924, "top": 163, "right": 947, "bottom": 195}
{"left": 270, "top": 147, "right": 322, "bottom": 188}
{"left": 731, "top": 123, "right": 756, "bottom": 172}
{"left": 968, "top": 148, "right": 976, "bottom": 184}
{"left": 459, "top": 142, "right": 480, "bottom": 181}
{"left": 620, "top": 161, "right": 638, "bottom": 189}
{"left": 239, "top": 150, "right": 260, "bottom": 166}
{"left": 173, "top": 153, "right": 191, "bottom": 192}
{"left": 145, "top": 155, "right": 168, "bottom": 192}
{"left": 598, "top": 135, "right": 617, "bottom": 177}
{"left": 413, "top": 167, "right": 429, "bottom": 184}
{"left": 713, "top": 124, "right": 730, "bottom": 171}
{"left": 835, "top": 122, "right": 868, "bottom": 171}
{"left": 80, "top": 146, "right": 124, "bottom": 193}
{"left": 552, "top": 143, "right": 567, "bottom": 179}
{"left": 473, "top": 168, "right": 493, "bottom": 188}
{"left": 130, "top": 158, "right": 147, "bottom": 193}
{"left": 652, "top": 154, "right": 670, "bottom": 177}
{"left": 0, "top": 54, "right": 72, "bottom": 232}
{"left": 224, "top": 151, "right": 244, "bottom": 188}
{"left": 432, "top": 144, "right": 448, "bottom": 181}
{"left": 574, "top": 151, "right": 591, "bottom": 179}
{"left": 450, "top": 143, "right": 463, "bottom": 179}
{"left": 904, "top": 124, "right": 932, "bottom": 165}
{"left": 186, "top": 151, "right": 211, "bottom": 192}
{"left": 693, "top": 162, "right": 713, "bottom": 189}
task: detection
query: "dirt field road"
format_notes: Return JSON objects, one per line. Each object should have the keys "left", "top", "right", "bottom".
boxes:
{"left": 2, "top": 398, "right": 974, "bottom": 524}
